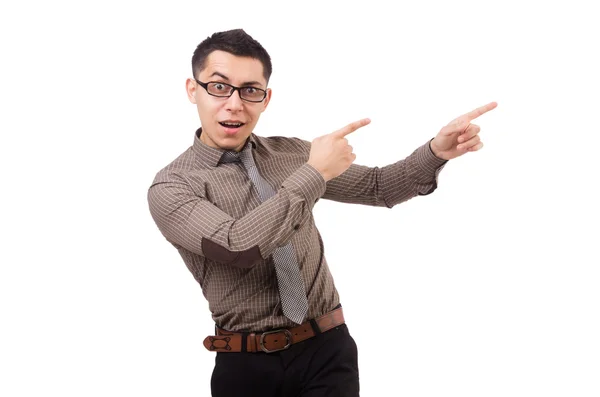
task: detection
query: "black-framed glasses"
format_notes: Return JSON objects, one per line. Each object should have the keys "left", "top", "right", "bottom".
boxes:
{"left": 194, "top": 79, "right": 267, "bottom": 103}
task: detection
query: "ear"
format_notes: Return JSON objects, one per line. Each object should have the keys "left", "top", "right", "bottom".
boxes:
{"left": 186, "top": 78, "right": 197, "bottom": 104}
{"left": 261, "top": 88, "right": 273, "bottom": 112}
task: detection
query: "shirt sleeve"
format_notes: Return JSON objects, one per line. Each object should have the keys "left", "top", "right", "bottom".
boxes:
{"left": 147, "top": 163, "right": 326, "bottom": 268}
{"left": 293, "top": 137, "right": 448, "bottom": 208}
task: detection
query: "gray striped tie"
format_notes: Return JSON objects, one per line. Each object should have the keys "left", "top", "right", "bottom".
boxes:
{"left": 222, "top": 146, "right": 309, "bottom": 324}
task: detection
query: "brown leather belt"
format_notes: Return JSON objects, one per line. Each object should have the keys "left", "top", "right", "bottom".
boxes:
{"left": 203, "top": 307, "right": 345, "bottom": 353}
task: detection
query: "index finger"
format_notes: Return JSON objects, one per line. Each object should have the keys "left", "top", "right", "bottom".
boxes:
{"left": 461, "top": 101, "right": 498, "bottom": 122}
{"left": 334, "top": 118, "right": 371, "bottom": 138}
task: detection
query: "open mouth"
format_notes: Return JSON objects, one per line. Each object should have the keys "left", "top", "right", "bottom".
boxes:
{"left": 219, "top": 122, "right": 245, "bottom": 128}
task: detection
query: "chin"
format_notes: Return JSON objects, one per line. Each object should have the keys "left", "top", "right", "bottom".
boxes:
{"left": 217, "top": 136, "right": 247, "bottom": 151}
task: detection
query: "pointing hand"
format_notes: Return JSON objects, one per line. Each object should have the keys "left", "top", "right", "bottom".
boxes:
{"left": 430, "top": 102, "right": 498, "bottom": 160}
{"left": 308, "top": 118, "right": 371, "bottom": 181}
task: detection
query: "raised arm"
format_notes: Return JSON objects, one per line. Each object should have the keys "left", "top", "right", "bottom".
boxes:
{"left": 293, "top": 137, "right": 447, "bottom": 207}
{"left": 323, "top": 140, "right": 448, "bottom": 207}
{"left": 298, "top": 102, "right": 498, "bottom": 207}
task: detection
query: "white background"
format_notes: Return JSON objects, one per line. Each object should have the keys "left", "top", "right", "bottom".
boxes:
{"left": 1, "top": 0, "right": 599, "bottom": 396}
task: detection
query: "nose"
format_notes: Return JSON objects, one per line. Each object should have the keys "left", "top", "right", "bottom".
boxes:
{"left": 225, "top": 89, "right": 244, "bottom": 112}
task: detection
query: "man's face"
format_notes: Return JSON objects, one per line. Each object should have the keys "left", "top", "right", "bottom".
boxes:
{"left": 186, "top": 50, "right": 272, "bottom": 152}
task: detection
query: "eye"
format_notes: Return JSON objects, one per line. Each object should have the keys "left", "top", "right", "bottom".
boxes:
{"left": 241, "top": 87, "right": 265, "bottom": 100}
{"left": 212, "top": 83, "right": 228, "bottom": 92}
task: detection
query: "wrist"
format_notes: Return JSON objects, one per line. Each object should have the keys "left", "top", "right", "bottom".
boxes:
{"left": 429, "top": 138, "right": 446, "bottom": 160}
{"left": 307, "top": 162, "right": 329, "bottom": 182}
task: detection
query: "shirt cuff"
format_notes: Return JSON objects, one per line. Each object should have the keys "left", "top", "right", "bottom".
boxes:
{"left": 416, "top": 139, "right": 448, "bottom": 175}
{"left": 283, "top": 163, "right": 327, "bottom": 206}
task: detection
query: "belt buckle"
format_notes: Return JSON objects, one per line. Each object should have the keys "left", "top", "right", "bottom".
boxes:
{"left": 259, "top": 329, "right": 292, "bottom": 353}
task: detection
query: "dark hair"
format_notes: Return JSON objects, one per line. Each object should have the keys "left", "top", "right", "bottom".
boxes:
{"left": 191, "top": 29, "right": 272, "bottom": 83}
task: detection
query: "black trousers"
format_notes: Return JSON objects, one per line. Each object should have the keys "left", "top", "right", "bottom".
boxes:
{"left": 210, "top": 324, "right": 359, "bottom": 397}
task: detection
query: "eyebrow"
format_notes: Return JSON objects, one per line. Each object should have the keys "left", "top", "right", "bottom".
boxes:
{"left": 209, "top": 71, "right": 263, "bottom": 87}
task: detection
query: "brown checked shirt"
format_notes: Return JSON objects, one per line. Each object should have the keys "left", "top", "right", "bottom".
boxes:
{"left": 147, "top": 128, "right": 447, "bottom": 332}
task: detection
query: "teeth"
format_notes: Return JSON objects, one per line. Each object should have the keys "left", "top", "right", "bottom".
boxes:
{"left": 222, "top": 122, "right": 242, "bottom": 127}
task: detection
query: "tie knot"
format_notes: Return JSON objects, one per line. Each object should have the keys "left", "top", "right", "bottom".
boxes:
{"left": 235, "top": 149, "right": 255, "bottom": 169}
{"left": 219, "top": 143, "right": 254, "bottom": 168}
{"left": 219, "top": 151, "right": 239, "bottom": 164}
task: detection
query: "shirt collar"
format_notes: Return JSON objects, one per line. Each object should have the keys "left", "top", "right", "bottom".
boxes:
{"left": 191, "top": 127, "right": 257, "bottom": 167}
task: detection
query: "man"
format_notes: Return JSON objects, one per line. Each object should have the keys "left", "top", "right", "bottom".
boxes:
{"left": 147, "top": 28, "right": 497, "bottom": 397}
